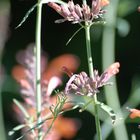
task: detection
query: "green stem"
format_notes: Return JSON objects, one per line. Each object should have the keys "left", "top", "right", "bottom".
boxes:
{"left": 42, "top": 117, "right": 56, "bottom": 140}
{"left": 102, "top": 1, "right": 128, "bottom": 140}
{"left": 84, "top": 22, "right": 102, "bottom": 140}
{"left": 84, "top": 24, "right": 94, "bottom": 78}
{"left": 35, "top": 1, "right": 42, "bottom": 139}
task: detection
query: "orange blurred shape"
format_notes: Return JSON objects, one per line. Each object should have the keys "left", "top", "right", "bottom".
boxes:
{"left": 14, "top": 103, "right": 79, "bottom": 139}
{"left": 101, "top": 0, "right": 110, "bottom": 7}
{"left": 12, "top": 65, "right": 26, "bottom": 82}
{"left": 54, "top": 117, "right": 79, "bottom": 139}
{"left": 42, "top": 54, "right": 79, "bottom": 81}
{"left": 129, "top": 109, "right": 140, "bottom": 119}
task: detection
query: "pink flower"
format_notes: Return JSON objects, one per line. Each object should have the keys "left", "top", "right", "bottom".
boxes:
{"left": 48, "top": 0, "right": 109, "bottom": 23}
{"left": 12, "top": 44, "right": 80, "bottom": 139}
{"left": 64, "top": 62, "right": 120, "bottom": 97}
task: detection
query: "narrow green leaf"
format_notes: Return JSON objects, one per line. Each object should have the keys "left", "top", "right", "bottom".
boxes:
{"left": 15, "top": 0, "right": 66, "bottom": 29}
{"left": 8, "top": 124, "right": 26, "bottom": 136}
{"left": 66, "top": 26, "right": 84, "bottom": 46}
{"left": 97, "top": 102, "right": 116, "bottom": 124}
{"left": 131, "top": 134, "right": 136, "bottom": 140}
{"left": 13, "top": 99, "right": 30, "bottom": 119}
{"left": 16, "top": 135, "right": 24, "bottom": 140}
{"left": 8, "top": 131, "right": 14, "bottom": 136}
{"left": 15, "top": 3, "right": 38, "bottom": 29}
{"left": 79, "top": 99, "right": 93, "bottom": 112}
{"left": 13, "top": 124, "right": 26, "bottom": 131}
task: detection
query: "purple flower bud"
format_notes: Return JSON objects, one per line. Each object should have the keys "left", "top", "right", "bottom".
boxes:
{"left": 75, "top": 4, "right": 83, "bottom": 18}
{"left": 48, "top": 0, "right": 108, "bottom": 23}
{"left": 92, "top": 0, "right": 101, "bottom": 15}
{"left": 61, "top": 5, "right": 71, "bottom": 17}
{"left": 82, "top": 4, "right": 91, "bottom": 21}
{"left": 68, "top": 0, "right": 75, "bottom": 12}
{"left": 64, "top": 63, "right": 120, "bottom": 97}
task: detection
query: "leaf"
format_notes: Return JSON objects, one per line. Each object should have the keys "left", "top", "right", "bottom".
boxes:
{"left": 66, "top": 26, "right": 84, "bottom": 46}
{"left": 97, "top": 102, "right": 116, "bottom": 124}
{"left": 79, "top": 99, "right": 93, "bottom": 112}
{"left": 15, "top": 0, "right": 67, "bottom": 28}
{"left": 13, "top": 99, "right": 30, "bottom": 119}
{"left": 131, "top": 134, "right": 137, "bottom": 140}
{"left": 8, "top": 124, "right": 26, "bottom": 136}
{"left": 15, "top": 3, "right": 38, "bottom": 29}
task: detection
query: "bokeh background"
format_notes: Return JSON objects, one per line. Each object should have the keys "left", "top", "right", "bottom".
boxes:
{"left": 1, "top": 0, "right": 140, "bottom": 139}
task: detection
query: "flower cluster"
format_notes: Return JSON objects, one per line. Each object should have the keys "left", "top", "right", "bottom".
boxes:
{"left": 12, "top": 44, "right": 79, "bottom": 139}
{"left": 48, "top": 0, "right": 109, "bottom": 23}
{"left": 64, "top": 62, "right": 120, "bottom": 97}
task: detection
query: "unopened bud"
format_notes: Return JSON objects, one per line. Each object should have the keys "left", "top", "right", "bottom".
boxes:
{"left": 68, "top": 0, "right": 75, "bottom": 12}
{"left": 61, "top": 5, "right": 71, "bottom": 17}
{"left": 75, "top": 4, "right": 83, "bottom": 18}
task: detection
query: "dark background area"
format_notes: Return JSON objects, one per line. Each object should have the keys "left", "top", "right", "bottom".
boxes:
{"left": 2, "top": 0, "right": 140, "bottom": 139}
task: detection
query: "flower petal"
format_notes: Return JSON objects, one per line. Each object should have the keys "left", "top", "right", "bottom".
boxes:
{"left": 101, "top": 62, "right": 120, "bottom": 83}
{"left": 101, "top": 0, "right": 109, "bottom": 7}
{"left": 128, "top": 108, "right": 140, "bottom": 119}
{"left": 47, "top": 76, "right": 62, "bottom": 96}
{"left": 42, "top": 54, "right": 79, "bottom": 81}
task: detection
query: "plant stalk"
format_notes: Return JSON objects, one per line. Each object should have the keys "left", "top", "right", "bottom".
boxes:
{"left": 102, "top": 0, "right": 128, "bottom": 140}
{"left": 35, "top": 1, "right": 42, "bottom": 139}
{"left": 84, "top": 22, "right": 102, "bottom": 140}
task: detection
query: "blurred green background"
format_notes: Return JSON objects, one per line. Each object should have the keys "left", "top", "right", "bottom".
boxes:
{"left": 1, "top": 0, "right": 140, "bottom": 140}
